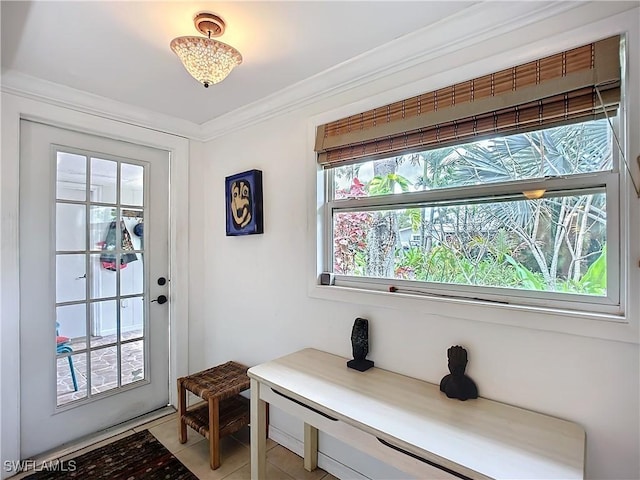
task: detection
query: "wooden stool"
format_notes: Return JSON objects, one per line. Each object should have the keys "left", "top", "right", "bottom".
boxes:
{"left": 177, "top": 361, "right": 250, "bottom": 469}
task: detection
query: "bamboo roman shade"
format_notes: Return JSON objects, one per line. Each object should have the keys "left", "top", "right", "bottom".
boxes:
{"left": 316, "top": 35, "right": 621, "bottom": 168}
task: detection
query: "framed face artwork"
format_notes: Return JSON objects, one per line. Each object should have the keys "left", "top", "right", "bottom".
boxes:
{"left": 225, "top": 169, "right": 264, "bottom": 236}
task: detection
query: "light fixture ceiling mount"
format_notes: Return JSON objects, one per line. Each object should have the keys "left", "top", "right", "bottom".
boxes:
{"left": 170, "top": 12, "right": 242, "bottom": 88}
{"left": 193, "top": 12, "right": 225, "bottom": 37}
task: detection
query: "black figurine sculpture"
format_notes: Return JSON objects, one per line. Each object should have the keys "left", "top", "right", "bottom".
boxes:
{"left": 439, "top": 345, "right": 478, "bottom": 401}
{"left": 347, "top": 317, "right": 374, "bottom": 372}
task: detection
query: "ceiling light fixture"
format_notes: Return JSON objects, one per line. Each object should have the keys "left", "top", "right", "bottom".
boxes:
{"left": 170, "top": 12, "right": 242, "bottom": 88}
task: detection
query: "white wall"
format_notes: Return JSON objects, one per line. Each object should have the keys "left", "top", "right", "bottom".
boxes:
{"left": 190, "top": 5, "right": 640, "bottom": 479}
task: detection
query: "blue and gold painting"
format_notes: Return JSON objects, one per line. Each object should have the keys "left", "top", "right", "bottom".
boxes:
{"left": 225, "top": 169, "right": 264, "bottom": 236}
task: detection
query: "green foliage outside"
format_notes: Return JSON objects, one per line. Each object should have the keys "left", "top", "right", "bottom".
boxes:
{"left": 333, "top": 120, "right": 612, "bottom": 296}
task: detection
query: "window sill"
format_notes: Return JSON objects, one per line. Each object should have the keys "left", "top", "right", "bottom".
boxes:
{"left": 308, "top": 283, "right": 639, "bottom": 344}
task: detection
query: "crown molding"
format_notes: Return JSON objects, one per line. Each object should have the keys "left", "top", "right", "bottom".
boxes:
{"left": 0, "top": 70, "right": 201, "bottom": 139}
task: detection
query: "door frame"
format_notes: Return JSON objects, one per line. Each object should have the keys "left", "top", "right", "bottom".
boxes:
{"left": 1, "top": 93, "right": 190, "bottom": 470}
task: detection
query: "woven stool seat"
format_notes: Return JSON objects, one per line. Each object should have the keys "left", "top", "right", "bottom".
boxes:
{"left": 179, "top": 361, "right": 249, "bottom": 400}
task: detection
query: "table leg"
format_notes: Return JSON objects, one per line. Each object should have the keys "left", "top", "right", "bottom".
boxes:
{"left": 266, "top": 403, "right": 270, "bottom": 439}
{"left": 250, "top": 378, "right": 267, "bottom": 480}
{"left": 177, "top": 379, "right": 187, "bottom": 444}
{"left": 303, "top": 423, "right": 319, "bottom": 471}
{"left": 209, "top": 397, "right": 220, "bottom": 469}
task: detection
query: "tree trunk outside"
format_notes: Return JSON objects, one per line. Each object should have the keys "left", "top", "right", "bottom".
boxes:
{"left": 365, "top": 158, "right": 398, "bottom": 277}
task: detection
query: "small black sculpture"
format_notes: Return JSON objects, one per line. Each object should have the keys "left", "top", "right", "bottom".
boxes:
{"left": 439, "top": 345, "right": 478, "bottom": 401}
{"left": 347, "top": 317, "right": 374, "bottom": 372}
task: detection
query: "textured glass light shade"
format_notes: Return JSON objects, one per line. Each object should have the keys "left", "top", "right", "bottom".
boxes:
{"left": 170, "top": 36, "right": 242, "bottom": 87}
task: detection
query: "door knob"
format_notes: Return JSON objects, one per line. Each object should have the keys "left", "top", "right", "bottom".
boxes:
{"left": 151, "top": 295, "right": 168, "bottom": 305}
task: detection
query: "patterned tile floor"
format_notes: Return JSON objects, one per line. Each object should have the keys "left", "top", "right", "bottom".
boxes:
{"left": 9, "top": 410, "right": 338, "bottom": 480}
{"left": 57, "top": 332, "right": 144, "bottom": 406}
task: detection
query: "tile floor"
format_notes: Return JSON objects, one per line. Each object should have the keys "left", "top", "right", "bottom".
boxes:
{"left": 11, "top": 410, "right": 338, "bottom": 480}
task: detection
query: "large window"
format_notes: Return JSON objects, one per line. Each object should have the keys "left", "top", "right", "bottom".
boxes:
{"left": 317, "top": 36, "right": 624, "bottom": 315}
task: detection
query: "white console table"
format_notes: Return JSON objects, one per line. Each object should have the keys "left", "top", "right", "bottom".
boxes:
{"left": 248, "top": 348, "right": 585, "bottom": 479}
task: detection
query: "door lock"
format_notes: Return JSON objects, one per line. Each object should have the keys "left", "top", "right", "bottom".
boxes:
{"left": 151, "top": 295, "right": 168, "bottom": 305}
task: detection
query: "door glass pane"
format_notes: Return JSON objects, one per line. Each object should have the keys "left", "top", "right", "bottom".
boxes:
{"left": 127, "top": 210, "right": 144, "bottom": 250}
{"left": 56, "top": 203, "right": 86, "bottom": 251}
{"left": 56, "top": 305, "right": 88, "bottom": 407}
{"left": 90, "top": 253, "right": 116, "bottom": 299}
{"left": 121, "top": 297, "right": 143, "bottom": 341}
{"left": 56, "top": 304, "right": 87, "bottom": 347}
{"left": 120, "top": 255, "right": 143, "bottom": 296}
{"left": 91, "top": 347, "right": 118, "bottom": 394}
{"left": 121, "top": 341, "right": 144, "bottom": 386}
{"left": 56, "top": 254, "right": 86, "bottom": 303}
{"left": 57, "top": 352, "right": 87, "bottom": 406}
{"left": 90, "top": 300, "right": 118, "bottom": 348}
{"left": 121, "top": 163, "right": 143, "bottom": 206}
{"left": 91, "top": 158, "right": 117, "bottom": 204}
{"left": 90, "top": 206, "right": 117, "bottom": 252}
{"left": 57, "top": 152, "right": 86, "bottom": 201}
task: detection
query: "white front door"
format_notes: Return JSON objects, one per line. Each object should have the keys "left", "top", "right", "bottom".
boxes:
{"left": 19, "top": 120, "right": 170, "bottom": 458}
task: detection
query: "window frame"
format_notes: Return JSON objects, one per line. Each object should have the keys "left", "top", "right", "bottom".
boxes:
{"left": 322, "top": 121, "right": 623, "bottom": 316}
{"left": 305, "top": 17, "right": 639, "bottom": 344}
